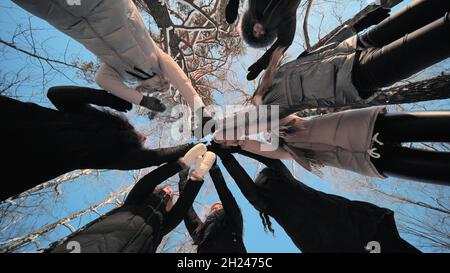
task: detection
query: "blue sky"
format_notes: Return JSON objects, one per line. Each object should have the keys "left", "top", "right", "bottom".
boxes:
{"left": 0, "top": 0, "right": 448, "bottom": 253}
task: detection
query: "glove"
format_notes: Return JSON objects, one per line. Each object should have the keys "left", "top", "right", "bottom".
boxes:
{"left": 193, "top": 151, "right": 217, "bottom": 179}
{"left": 140, "top": 96, "right": 166, "bottom": 112}
{"left": 353, "top": 7, "right": 390, "bottom": 33}
{"left": 102, "top": 92, "right": 133, "bottom": 112}
{"left": 225, "top": 0, "right": 240, "bottom": 24}
{"left": 183, "top": 143, "right": 207, "bottom": 167}
{"left": 247, "top": 62, "right": 265, "bottom": 81}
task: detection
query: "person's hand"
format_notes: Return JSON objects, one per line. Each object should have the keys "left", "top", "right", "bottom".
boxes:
{"left": 353, "top": 6, "right": 390, "bottom": 32}
{"left": 140, "top": 96, "right": 166, "bottom": 112}
{"left": 101, "top": 92, "right": 132, "bottom": 112}
{"left": 247, "top": 62, "right": 264, "bottom": 81}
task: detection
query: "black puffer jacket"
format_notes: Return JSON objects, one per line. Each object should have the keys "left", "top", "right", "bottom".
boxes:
{"left": 218, "top": 151, "right": 420, "bottom": 253}
{"left": 47, "top": 162, "right": 203, "bottom": 253}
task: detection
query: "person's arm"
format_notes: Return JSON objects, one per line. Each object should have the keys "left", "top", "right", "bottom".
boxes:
{"left": 178, "top": 169, "right": 203, "bottom": 244}
{"left": 247, "top": 16, "right": 297, "bottom": 80}
{"left": 95, "top": 63, "right": 144, "bottom": 105}
{"left": 210, "top": 142, "right": 292, "bottom": 178}
{"left": 155, "top": 47, "right": 205, "bottom": 111}
{"left": 239, "top": 139, "right": 293, "bottom": 160}
{"left": 236, "top": 149, "right": 293, "bottom": 179}
{"left": 111, "top": 144, "right": 194, "bottom": 170}
{"left": 163, "top": 178, "right": 204, "bottom": 235}
{"left": 47, "top": 85, "right": 132, "bottom": 113}
{"left": 213, "top": 104, "right": 277, "bottom": 141}
{"left": 218, "top": 152, "right": 267, "bottom": 211}
{"left": 209, "top": 164, "right": 243, "bottom": 233}
{"left": 124, "top": 161, "right": 183, "bottom": 205}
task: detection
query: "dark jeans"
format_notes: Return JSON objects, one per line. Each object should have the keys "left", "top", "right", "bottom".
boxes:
{"left": 371, "top": 111, "right": 450, "bottom": 186}
{"left": 353, "top": 0, "right": 450, "bottom": 96}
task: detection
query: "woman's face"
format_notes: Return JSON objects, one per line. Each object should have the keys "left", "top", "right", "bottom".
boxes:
{"left": 155, "top": 186, "right": 174, "bottom": 212}
{"left": 209, "top": 203, "right": 223, "bottom": 214}
{"left": 253, "top": 23, "right": 265, "bottom": 38}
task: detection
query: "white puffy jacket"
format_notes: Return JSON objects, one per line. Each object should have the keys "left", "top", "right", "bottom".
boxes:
{"left": 13, "top": 0, "right": 204, "bottom": 110}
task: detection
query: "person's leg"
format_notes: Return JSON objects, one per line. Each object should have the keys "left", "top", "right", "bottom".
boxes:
{"left": 374, "top": 111, "right": 450, "bottom": 144}
{"left": 370, "top": 111, "right": 450, "bottom": 186}
{"left": 372, "top": 145, "right": 450, "bottom": 186}
{"left": 354, "top": 13, "right": 450, "bottom": 92}
{"left": 360, "top": 0, "right": 450, "bottom": 48}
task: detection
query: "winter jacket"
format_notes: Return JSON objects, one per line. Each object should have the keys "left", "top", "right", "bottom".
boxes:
{"left": 180, "top": 166, "right": 246, "bottom": 253}
{"left": 0, "top": 87, "right": 193, "bottom": 201}
{"left": 263, "top": 35, "right": 363, "bottom": 118}
{"left": 214, "top": 106, "right": 387, "bottom": 179}
{"left": 12, "top": 0, "right": 204, "bottom": 110}
{"left": 240, "top": 107, "right": 387, "bottom": 179}
{"left": 47, "top": 162, "right": 204, "bottom": 253}
{"left": 218, "top": 152, "right": 420, "bottom": 253}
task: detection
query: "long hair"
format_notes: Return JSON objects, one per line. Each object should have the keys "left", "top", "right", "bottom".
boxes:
{"left": 241, "top": 11, "right": 277, "bottom": 48}
{"left": 87, "top": 108, "right": 143, "bottom": 151}
{"left": 259, "top": 212, "right": 275, "bottom": 235}
{"left": 250, "top": 47, "right": 286, "bottom": 104}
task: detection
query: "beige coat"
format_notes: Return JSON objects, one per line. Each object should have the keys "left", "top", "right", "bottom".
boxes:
{"left": 216, "top": 106, "right": 387, "bottom": 179}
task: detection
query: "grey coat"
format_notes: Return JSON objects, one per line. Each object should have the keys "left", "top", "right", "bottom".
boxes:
{"left": 263, "top": 35, "right": 363, "bottom": 118}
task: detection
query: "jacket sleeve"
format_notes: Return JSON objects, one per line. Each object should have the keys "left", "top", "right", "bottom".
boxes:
{"left": 95, "top": 63, "right": 144, "bottom": 105}
{"left": 124, "top": 161, "right": 183, "bottom": 205}
{"left": 163, "top": 178, "right": 204, "bottom": 235}
{"left": 253, "top": 16, "right": 297, "bottom": 69}
{"left": 178, "top": 169, "right": 204, "bottom": 244}
{"left": 109, "top": 144, "right": 194, "bottom": 170}
{"left": 209, "top": 165, "right": 243, "bottom": 234}
{"left": 218, "top": 153, "right": 267, "bottom": 211}
{"left": 47, "top": 86, "right": 106, "bottom": 113}
{"left": 155, "top": 47, "right": 204, "bottom": 111}
{"left": 236, "top": 149, "right": 293, "bottom": 179}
